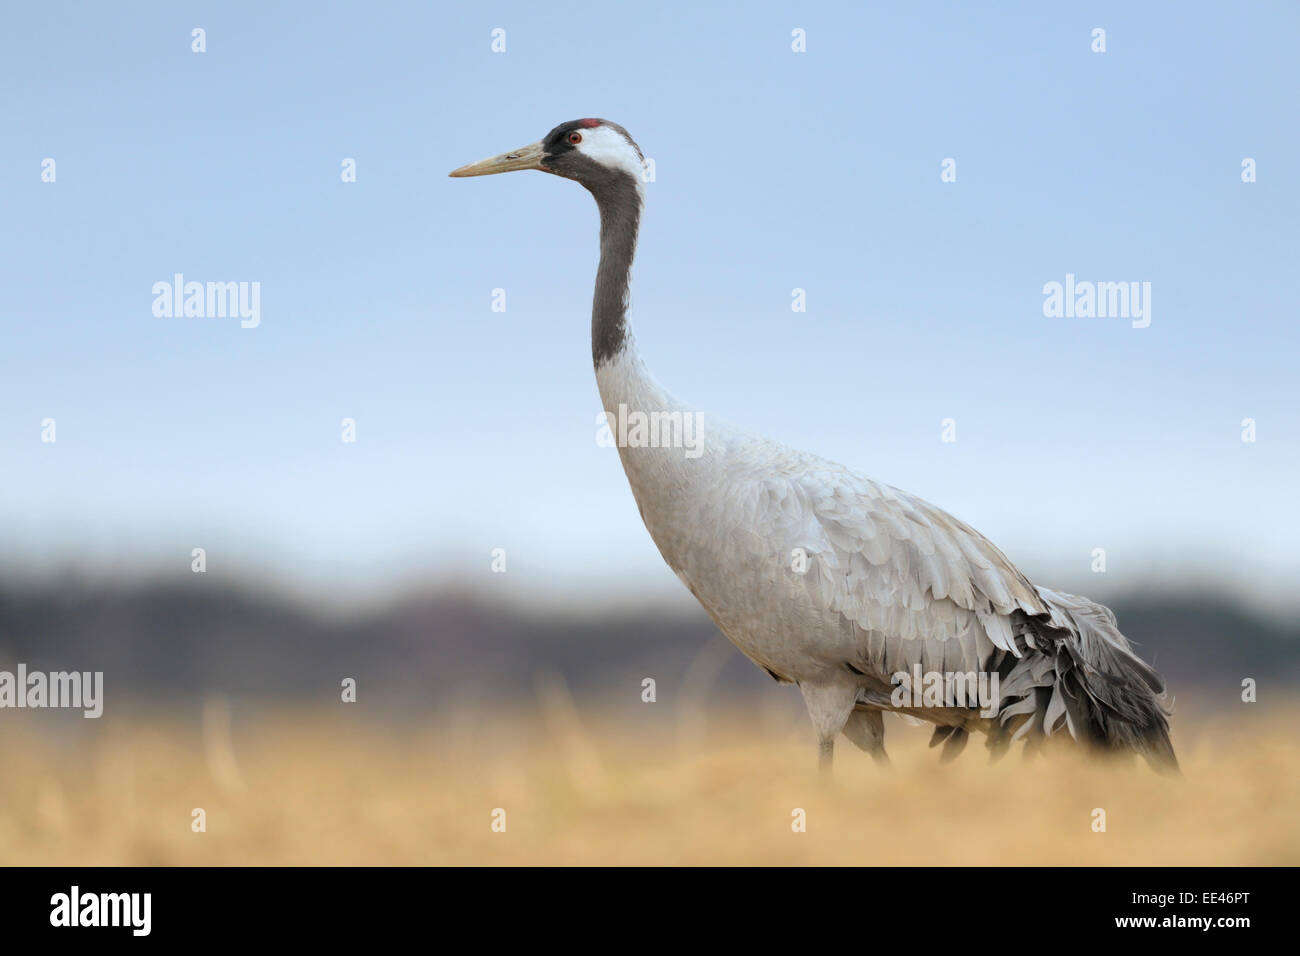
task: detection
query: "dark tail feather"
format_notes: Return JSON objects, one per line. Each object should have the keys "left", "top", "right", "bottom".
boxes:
{"left": 1002, "top": 587, "right": 1179, "bottom": 774}
{"left": 928, "top": 725, "right": 970, "bottom": 763}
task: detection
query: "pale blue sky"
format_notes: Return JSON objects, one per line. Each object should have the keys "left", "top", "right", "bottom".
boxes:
{"left": 2, "top": 2, "right": 1297, "bottom": 607}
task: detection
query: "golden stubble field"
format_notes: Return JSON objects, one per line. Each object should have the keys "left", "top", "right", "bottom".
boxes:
{"left": 1, "top": 696, "right": 1295, "bottom": 866}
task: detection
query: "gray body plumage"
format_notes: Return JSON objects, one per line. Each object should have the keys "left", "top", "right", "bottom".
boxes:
{"left": 453, "top": 118, "right": 1178, "bottom": 773}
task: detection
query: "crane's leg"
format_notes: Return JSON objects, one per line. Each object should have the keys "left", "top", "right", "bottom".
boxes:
{"left": 818, "top": 738, "right": 834, "bottom": 774}
{"left": 799, "top": 680, "right": 858, "bottom": 777}
{"left": 843, "top": 708, "right": 890, "bottom": 767}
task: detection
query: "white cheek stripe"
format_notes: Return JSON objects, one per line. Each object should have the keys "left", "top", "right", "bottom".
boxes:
{"left": 576, "top": 126, "right": 647, "bottom": 185}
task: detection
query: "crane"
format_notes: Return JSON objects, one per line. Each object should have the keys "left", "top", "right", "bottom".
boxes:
{"left": 451, "top": 119, "right": 1177, "bottom": 774}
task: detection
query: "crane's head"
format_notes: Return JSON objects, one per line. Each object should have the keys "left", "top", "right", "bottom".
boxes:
{"left": 448, "top": 119, "right": 646, "bottom": 192}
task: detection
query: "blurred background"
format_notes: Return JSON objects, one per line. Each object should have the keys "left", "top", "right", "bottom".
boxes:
{"left": 1, "top": 1, "right": 1298, "bottom": 864}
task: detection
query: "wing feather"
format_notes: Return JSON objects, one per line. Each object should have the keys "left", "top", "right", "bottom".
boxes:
{"left": 784, "top": 465, "right": 1046, "bottom": 677}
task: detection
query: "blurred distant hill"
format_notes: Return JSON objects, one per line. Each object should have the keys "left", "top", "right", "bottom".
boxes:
{"left": 0, "top": 582, "right": 1296, "bottom": 712}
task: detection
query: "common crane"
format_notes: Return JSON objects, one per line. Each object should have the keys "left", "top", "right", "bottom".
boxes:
{"left": 451, "top": 119, "right": 1177, "bottom": 774}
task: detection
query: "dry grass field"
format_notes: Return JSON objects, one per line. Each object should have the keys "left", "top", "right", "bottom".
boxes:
{"left": 1, "top": 698, "right": 1295, "bottom": 866}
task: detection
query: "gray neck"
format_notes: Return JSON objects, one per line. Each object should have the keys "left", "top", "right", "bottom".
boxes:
{"left": 587, "top": 171, "right": 642, "bottom": 368}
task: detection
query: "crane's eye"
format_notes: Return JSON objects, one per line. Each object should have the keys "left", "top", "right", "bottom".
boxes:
{"left": 567, "top": 132, "right": 583, "bottom": 145}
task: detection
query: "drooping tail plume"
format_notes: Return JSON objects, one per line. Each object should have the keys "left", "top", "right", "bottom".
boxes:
{"left": 995, "top": 587, "right": 1178, "bottom": 773}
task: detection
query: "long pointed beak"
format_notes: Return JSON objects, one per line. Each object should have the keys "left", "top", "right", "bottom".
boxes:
{"left": 448, "top": 141, "right": 546, "bottom": 177}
